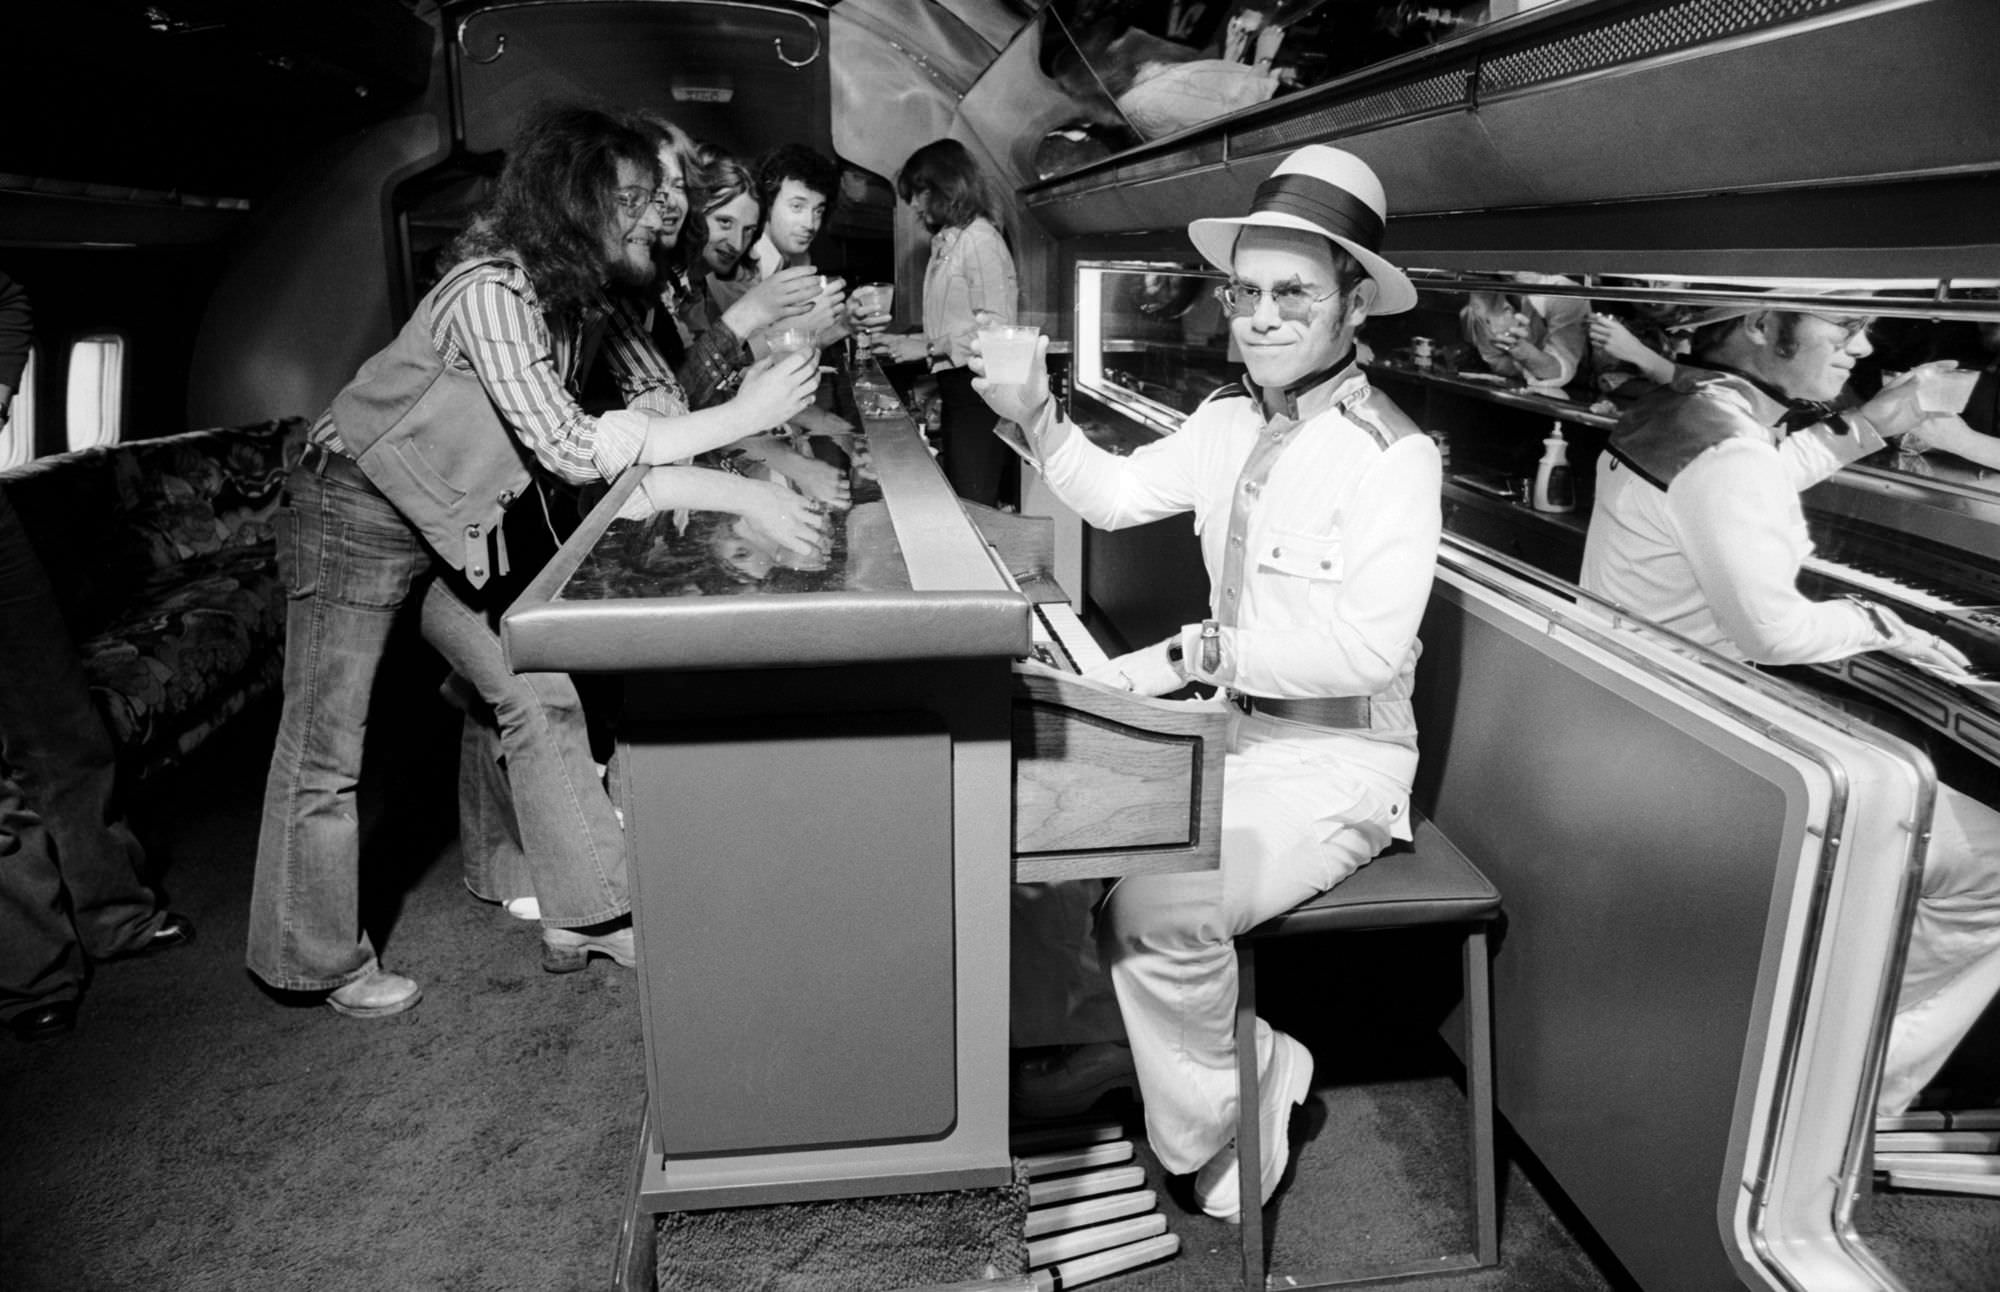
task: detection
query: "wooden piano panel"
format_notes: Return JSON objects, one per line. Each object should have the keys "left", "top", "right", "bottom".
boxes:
{"left": 1011, "top": 667, "right": 1227, "bottom": 883}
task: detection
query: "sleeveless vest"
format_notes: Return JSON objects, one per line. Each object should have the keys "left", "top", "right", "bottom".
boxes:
{"left": 329, "top": 258, "right": 536, "bottom": 586}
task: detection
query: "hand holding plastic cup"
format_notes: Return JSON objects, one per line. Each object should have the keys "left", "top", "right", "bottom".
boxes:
{"left": 851, "top": 283, "right": 894, "bottom": 332}
{"left": 1916, "top": 365, "right": 1981, "bottom": 415}
{"left": 978, "top": 323, "right": 1042, "bottom": 386}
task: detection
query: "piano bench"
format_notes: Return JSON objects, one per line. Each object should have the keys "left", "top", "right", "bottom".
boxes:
{"left": 1232, "top": 812, "right": 1502, "bottom": 1290}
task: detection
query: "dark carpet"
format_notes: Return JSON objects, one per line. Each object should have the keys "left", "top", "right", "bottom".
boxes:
{"left": 0, "top": 694, "right": 1991, "bottom": 1292}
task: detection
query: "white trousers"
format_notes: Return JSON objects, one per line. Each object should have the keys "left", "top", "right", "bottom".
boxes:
{"left": 1877, "top": 781, "right": 2000, "bottom": 1115}
{"left": 1100, "top": 715, "right": 1403, "bottom": 1175}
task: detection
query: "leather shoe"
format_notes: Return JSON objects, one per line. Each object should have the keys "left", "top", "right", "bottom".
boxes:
{"left": 542, "top": 921, "right": 635, "bottom": 973}
{"left": 1194, "top": 1028, "right": 1314, "bottom": 1223}
{"left": 8, "top": 1000, "right": 78, "bottom": 1042}
{"left": 104, "top": 912, "right": 194, "bottom": 961}
{"left": 327, "top": 967, "right": 422, "bottom": 1018}
{"left": 1012, "top": 1041, "right": 1138, "bottom": 1120}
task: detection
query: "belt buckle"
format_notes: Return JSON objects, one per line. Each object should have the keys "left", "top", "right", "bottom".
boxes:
{"left": 1228, "top": 689, "right": 1253, "bottom": 715}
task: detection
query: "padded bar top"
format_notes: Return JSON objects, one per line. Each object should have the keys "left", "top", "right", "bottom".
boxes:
{"left": 505, "top": 587, "right": 1030, "bottom": 673}
{"left": 1245, "top": 814, "right": 1500, "bottom": 938}
{"left": 502, "top": 406, "right": 1032, "bottom": 674}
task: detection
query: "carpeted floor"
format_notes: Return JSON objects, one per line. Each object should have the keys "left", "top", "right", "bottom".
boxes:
{"left": 1, "top": 693, "right": 1993, "bottom": 1292}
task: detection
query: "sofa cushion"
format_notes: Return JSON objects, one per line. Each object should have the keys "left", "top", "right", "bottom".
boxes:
{"left": 1, "top": 419, "right": 299, "bottom": 638}
{"left": 77, "top": 543, "right": 287, "bottom": 768}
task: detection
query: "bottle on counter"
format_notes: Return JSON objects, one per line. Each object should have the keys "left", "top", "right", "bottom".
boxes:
{"left": 1531, "top": 422, "right": 1576, "bottom": 513}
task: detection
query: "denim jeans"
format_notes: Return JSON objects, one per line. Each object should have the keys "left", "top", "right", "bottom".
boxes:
{"left": 0, "top": 488, "right": 163, "bottom": 1020}
{"left": 246, "top": 458, "right": 629, "bottom": 990}
{"left": 247, "top": 463, "right": 432, "bottom": 991}
{"left": 420, "top": 580, "right": 626, "bottom": 928}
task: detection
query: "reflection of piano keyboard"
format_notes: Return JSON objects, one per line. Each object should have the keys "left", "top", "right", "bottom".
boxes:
{"left": 1799, "top": 554, "right": 2000, "bottom": 674}
{"left": 1013, "top": 1121, "right": 1179, "bottom": 1289}
{"left": 1030, "top": 600, "right": 1110, "bottom": 674}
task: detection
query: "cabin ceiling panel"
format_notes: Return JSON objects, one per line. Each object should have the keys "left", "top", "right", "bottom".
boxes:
{"left": 454, "top": 1, "right": 831, "bottom": 161}
{"left": 1467, "top": 0, "right": 2000, "bottom": 207}
{"left": 0, "top": 0, "right": 433, "bottom": 201}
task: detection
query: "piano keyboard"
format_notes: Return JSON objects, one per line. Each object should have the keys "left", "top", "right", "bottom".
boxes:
{"left": 1801, "top": 554, "right": 1970, "bottom": 617}
{"left": 1031, "top": 599, "right": 1110, "bottom": 674}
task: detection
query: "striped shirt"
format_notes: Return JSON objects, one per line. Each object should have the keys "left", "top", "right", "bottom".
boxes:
{"left": 314, "top": 260, "right": 686, "bottom": 485}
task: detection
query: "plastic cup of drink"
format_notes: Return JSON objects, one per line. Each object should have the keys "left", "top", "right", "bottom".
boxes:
{"left": 1918, "top": 367, "right": 1981, "bottom": 414}
{"left": 979, "top": 323, "right": 1041, "bottom": 385}
{"left": 768, "top": 326, "right": 816, "bottom": 357}
{"left": 854, "top": 283, "right": 894, "bottom": 330}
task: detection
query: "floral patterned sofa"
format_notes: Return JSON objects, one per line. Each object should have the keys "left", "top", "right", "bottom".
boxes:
{"left": 0, "top": 419, "right": 303, "bottom": 775}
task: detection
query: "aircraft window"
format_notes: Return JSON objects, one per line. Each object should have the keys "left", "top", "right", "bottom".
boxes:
{"left": 65, "top": 333, "right": 126, "bottom": 452}
{"left": 1, "top": 345, "right": 32, "bottom": 468}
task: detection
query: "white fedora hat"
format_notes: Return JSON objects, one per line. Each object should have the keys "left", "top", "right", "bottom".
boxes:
{"left": 1189, "top": 145, "right": 1416, "bottom": 316}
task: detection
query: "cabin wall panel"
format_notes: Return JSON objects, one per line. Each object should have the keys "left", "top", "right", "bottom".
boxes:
{"left": 189, "top": 113, "right": 448, "bottom": 431}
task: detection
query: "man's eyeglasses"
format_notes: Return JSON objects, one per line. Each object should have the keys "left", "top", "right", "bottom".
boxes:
{"left": 1215, "top": 280, "right": 1343, "bottom": 323}
{"left": 612, "top": 186, "right": 683, "bottom": 216}
{"left": 1806, "top": 313, "right": 1873, "bottom": 344}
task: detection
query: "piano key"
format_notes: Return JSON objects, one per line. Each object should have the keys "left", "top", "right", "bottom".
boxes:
{"left": 1874, "top": 1130, "right": 2000, "bottom": 1154}
{"left": 1875, "top": 1152, "right": 2000, "bottom": 1176}
{"left": 1876, "top": 1108, "right": 2000, "bottom": 1133}
{"left": 1803, "top": 554, "right": 1969, "bottom": 614}
{"left": 1020, "top": 1139, "right": 1135, "bottom": 1179}
{"left": 1027, "top": 1212, "right": 1168, "bottom": 1268}
{"left": 1881, "top": 1169, "right": 2000, "bottom": 1197}
{"left": 1028, "top": 1233, "right": 1180, "bottom": 1291}
{"left": 1011, "top": 1119, "right": 1125, "bottom": 1156}
{"left": 1026, "top": 1163, "right": 1147, "bottom": 1207}
{"left": 1023, "top": 1188, "right": 1159, "bottom": 1238}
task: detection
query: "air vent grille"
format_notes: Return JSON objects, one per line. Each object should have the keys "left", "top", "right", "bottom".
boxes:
{"left": 1480, "top": 0, "right": 1852, "bottom": 94}
{"left": 1233, "top": 69, "right": 1471, "bottom": 154}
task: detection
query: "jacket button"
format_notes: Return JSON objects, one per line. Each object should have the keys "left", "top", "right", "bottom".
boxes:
{"left": 466, "top": 524, "right": 481, "bottom": 538}
{"left": 470, "top": 565, "right": 486, "bottom": 579}
{"left": 1271, "top": 547, "right": 1283, "bottom": 558}
{"left": 1320, "top": 559, "right": 1332, "bottom": 569}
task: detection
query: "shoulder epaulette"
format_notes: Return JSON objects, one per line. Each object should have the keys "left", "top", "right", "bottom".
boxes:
{"left": 1198, "top": 379, "right": 1253, "bottom": 409}
{"left": 1345, "top": 385, "right": 1423, "bottom": 451}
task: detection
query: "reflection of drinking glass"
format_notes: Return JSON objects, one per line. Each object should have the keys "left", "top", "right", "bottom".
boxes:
{"left": 979, "top": 323, "right": 1042, "bottom": 385}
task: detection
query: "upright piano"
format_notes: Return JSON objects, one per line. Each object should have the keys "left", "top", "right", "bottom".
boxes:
{"left": 501, "top": 365, "right": 1229, "bottom": 1213}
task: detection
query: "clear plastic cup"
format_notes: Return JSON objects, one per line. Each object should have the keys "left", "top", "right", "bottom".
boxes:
{"left": 853, "top": 283, "right": 894, "bottom": 324}
{"left": 767, "top": 326, "right": 816, "bottom": 357}
{"left": 1918, "top": 367, "right": 1981, "bottom": 415}
{"left": 979, "top": 323, "right": 1041, "bottom": 385}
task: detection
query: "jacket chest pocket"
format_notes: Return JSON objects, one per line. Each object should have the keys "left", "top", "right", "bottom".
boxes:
{"left": 1257, "top": 529, "right": 1345, "bottom": 618}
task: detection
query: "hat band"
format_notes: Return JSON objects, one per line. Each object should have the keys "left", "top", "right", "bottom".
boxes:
{"left": 1252, "top": 173, "right": 1384, "bottom": 253}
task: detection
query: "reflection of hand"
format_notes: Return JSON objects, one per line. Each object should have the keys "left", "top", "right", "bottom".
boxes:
{"left": 969, "top": 332, "right": 1052, "bottom": 428}
{"left": 1081, "top": 637, "right": 1183, "bottom": 697}
{"left": 735, "top": 478, "right": 833, "bottom": 563}
{"left": 1884, "top": 626, "right": 1975, "bottom": 679}
{"left": 1857, "top": 362, "right": 1951, "bottom": 440}
{"left": 762, "top": 448, "right": 851, "bottom": 509}
{"left": 1588, "top": 314, "right": 1645, "bottom": 365}
{"left": 789, "top": 404, "right": 854, "bottom": 438}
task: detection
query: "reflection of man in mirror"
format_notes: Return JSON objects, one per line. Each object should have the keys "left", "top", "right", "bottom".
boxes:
{"left": 1580, "top": 294, "right": 2000, "bottom": 1120}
